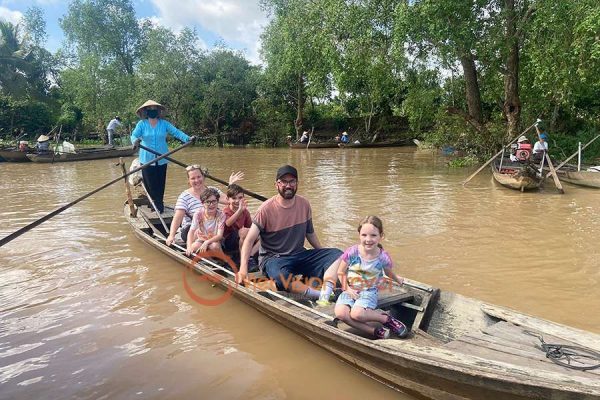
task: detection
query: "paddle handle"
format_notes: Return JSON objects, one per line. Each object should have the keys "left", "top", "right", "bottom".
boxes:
{"left": 137, "top": 143, "right": 268, "bottom": 202}
{"left": 0, "top": 140, "right": 193, "bottom": 248}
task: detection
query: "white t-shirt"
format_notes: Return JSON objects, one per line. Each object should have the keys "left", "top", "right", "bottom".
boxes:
{"left": 533, "top": 141, "right": 548, "bottom": 153}
{"left": 107, "top": 118, "right": 122, "bottom": 130}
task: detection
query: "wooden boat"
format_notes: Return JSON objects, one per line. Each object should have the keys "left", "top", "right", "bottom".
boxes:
{"left": 289, "top": 142, "right": 339, "bottom": 149}
{"left": 491, "top": 159, "right": 542, "bottom": 191}
{"left": 125, "top": 200, "right": 600, "bottom": 400}
{"left": 0, "top": 148, "right": 33, "bottom": 162}
{"left": 26, "top": 145, "right": 136, "bottom": 163}
{"left": 554, "top": 164, "right": 600, "bottom": 188}
{"left": 339, "top": 139, "right": 408, "bottom": 148}
{"left": 289, "top": 140, "right": 407, "bottom": 149}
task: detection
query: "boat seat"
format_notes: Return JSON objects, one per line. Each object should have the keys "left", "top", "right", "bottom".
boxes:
{"left": 377, "top": 290, "right": 414, "bottom": 309}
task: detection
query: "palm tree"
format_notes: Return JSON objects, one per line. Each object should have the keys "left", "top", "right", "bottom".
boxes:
{"left": 0, "top": 21, "right": 34, "bottom": 97}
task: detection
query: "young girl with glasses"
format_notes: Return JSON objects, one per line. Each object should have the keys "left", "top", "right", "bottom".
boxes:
{"left": 186, "top": 188, "right": 226, "bottom": 255}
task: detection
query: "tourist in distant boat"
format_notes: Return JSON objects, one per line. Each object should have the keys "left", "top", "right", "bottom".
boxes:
{"left": 106, "top": 116, "right": 122, "bottom": 146}
{"left": 131, "top": 100, "right": 193, "bottom": 214}
{"left": 340, "top": 131, "right": 350, "bottom": 144}
{"left": 186, "top": 188, "right": 226, "bottom": 255}
{"left": 236, "top": 165, "right": 342, "bottom": 300}
{"left": 533, "top": 126, "right": 549, "bottom": 163}
{"left": 299, "top": 131, "right": 309, "bottom": 143}
{"left": 165, "top": 166, "right": 244, "bottom": 246}
{"left": 323, "top": 216, "right": 408, "bottom": 339}
{"left": 36, "top": 135, "right": 51, "bottom": 153}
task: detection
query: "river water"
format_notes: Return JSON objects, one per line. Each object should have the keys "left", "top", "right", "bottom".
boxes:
{"left": 1, "top": 146, "right": 599, "bottom": 399}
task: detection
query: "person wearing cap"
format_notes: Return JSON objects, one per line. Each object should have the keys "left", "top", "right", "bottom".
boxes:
{"left": 36, "top": 135, "right": 51, "bottom": 153}
{"left": 510, "top": 135, "right": 532, "bottom": 162}
{"left": 131, "top": 100, "right": 192, "bottom": 214}
{"left": 533, "top": 124, "right": 549, "bottom": 163}
{"left": 236, "top": 165, "right": 342, "bottom": 299}
{"left": 106, "top": 116, "right": 123, "bottom": 146}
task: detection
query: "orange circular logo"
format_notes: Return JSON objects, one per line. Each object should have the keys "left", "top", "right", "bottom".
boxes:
{"left": 183, "top": 250, "right": 239, "bottom": 306}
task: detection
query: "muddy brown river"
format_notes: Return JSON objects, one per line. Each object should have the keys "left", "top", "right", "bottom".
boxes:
{"left": 1, "top": 146, "right": 598, "bottom": 399}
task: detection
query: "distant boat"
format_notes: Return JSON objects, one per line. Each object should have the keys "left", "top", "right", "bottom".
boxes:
{"left": 26, "top": 145, "right": 136, "bottom": 163}
{"left": 290, "top": 140, "right": 408, "bottom": 149}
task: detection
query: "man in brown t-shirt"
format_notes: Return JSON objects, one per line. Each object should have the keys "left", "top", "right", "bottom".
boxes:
{"left": 237, "top": 165, "right": 342, "bottom": 298}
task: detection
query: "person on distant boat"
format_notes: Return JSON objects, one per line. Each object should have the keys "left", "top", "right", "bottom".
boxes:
{"left": 533, "top": 125, "right": 549, "bottom": 163}
{"left": 334, "top": 134, "right": 341, "bottom": 143}
{"left": 299, "top": 131, "right": 309, "bottom": 143}
{"left": 36, "top": 135, "right": 51, "bottom": 153}
{"left": 319, "top": 216, "right": 408, "bottom": 339}
{"left": 106, "top": 116, "right": 122, "bottom": 146}
{"left": 510, "top": 135, "right": 532, "bottom": 162}
{"left": 131, "top": 99, "right": 193, "bottom": 214}
{"left": 165, "top": 166, "right": 244, "bottom": 246}
{"left": 186, "top": 188, "right": 226, "bottom": 255}
{"left": 340, "top": 131, "right": 350, "bottom": 144}
{"left": 236, "top": 165, "right": 342, "bottom": 300}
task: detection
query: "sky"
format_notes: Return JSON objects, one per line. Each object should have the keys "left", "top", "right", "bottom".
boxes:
{"left": 0, "top": 0, "right": 270, "bottom": 65}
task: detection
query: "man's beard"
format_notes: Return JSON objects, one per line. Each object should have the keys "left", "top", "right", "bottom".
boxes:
{"left": 278, "top": 186, "right": 296, "bottom": 199}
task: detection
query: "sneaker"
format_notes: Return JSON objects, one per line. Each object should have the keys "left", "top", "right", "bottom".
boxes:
{"left": 374, "top": 327, "right": 390, "bottom": 339}
{"left": 315, "top": 297, "right": 332, "bottom": 307}
{"left": 384, "top": 315, "right": 408, "bottom": 338}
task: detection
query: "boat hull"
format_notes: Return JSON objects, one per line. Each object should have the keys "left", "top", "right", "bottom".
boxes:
{"left": 491, "top": 161, "right": 542, "bottom": 191}
{"left": 0, "top": 149, "right": 32, "bottom": 162}
{"left": 26, "top": 146, "right": 136, "bottom": 163}
{"left": 556, "top": 169, "right": 600, "bottom": 188}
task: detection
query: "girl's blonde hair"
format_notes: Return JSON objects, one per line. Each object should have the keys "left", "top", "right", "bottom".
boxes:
{"left": 357, "top": 215, "right": 384, "bottom": 235}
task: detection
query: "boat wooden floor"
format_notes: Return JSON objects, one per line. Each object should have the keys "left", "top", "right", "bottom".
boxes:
{"left": 443, "top": 321, "right": 600, "bottom": 379}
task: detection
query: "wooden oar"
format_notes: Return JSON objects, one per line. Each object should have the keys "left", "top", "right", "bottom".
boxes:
{"left": 0, "top": 140, "right": 193, "bottom": 248}
{"left": 137, "top": 143, "right": 268, "bottom": 202}
{"left": 50, "top": 125, "right": 62, "bottom": 164}
{"left": 462, "top": 121, "right": 538, "bottom": 186}
{"left": 546, "top": 134, "right": 600, "bottom": 178}
{"left": 534, "top": 125, "right": 564, "bottom": 194}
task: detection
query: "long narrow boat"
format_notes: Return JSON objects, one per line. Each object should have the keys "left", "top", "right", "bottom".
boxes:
{"left": 26, "top": 145, "right": 136, "bottom": 163}
{"left": 491, "top": 159, "right": 542, "bottom": 191}
{"left": 339, "top": 139, "right": 408, "bottom": 148}
{"left": 554, "top": 164, "right": 600, "bottom": 188}
{"left": 0, "top": 148, "right": 34, "bottom": 162}
{"left": 289, "top": 142, "right": 339, "bottom": 149}
{"left": 125, "top": 200, "right": 600, "bottom": 399}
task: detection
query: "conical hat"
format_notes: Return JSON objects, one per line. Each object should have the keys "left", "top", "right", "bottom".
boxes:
{"left": 136, "top": 100, "right": 166, "bottom": 118}
{"left": 37, "top": 134, "right": 50, "bottom": 142}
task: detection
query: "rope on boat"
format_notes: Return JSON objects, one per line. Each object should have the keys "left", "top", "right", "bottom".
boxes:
{"left": 524, "top": 330, "right": 600, "bottom": 371}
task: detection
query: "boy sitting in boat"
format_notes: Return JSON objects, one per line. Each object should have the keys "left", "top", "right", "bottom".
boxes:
{"left": 222, "top": 184, "right": 259, "bottom": 267}
{"left": 186, "top": 188, "right": 226, "bottom": 255}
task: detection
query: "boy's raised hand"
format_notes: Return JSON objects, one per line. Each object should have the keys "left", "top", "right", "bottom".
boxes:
{"left": 229, "top": 171, "right": 245, "bottom": 185}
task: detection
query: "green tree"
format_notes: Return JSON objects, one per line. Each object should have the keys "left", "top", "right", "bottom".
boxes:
{"left": 196, "top": 48, "right": 258, "bottom": 147}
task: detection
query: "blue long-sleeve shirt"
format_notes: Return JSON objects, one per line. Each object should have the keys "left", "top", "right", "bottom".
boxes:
{"left": 130, "top": 119, "right": 190, "bottom": 165}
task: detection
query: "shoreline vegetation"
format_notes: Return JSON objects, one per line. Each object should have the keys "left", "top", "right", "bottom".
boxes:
{"left": 1, "top": 1, "right": 599, "bottom": 164}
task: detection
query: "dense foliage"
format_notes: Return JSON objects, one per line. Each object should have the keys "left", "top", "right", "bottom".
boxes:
{"left": 1, "top": 0, "right": 599, "bottom": 159}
